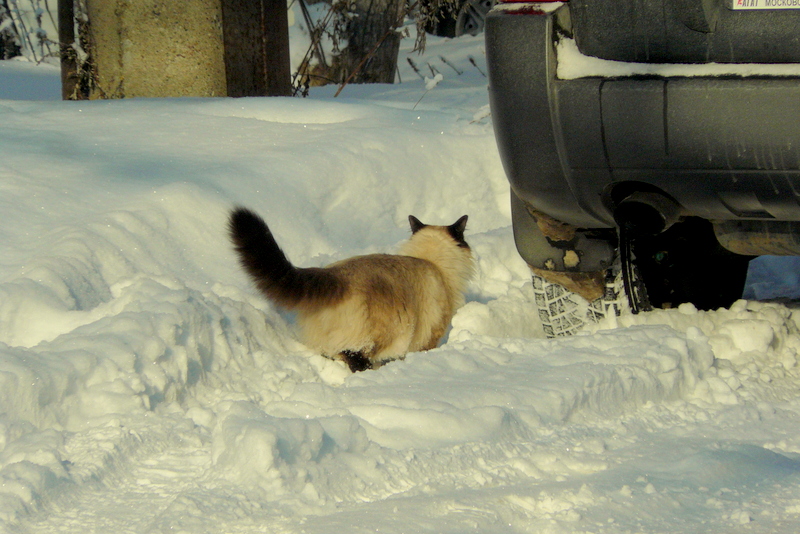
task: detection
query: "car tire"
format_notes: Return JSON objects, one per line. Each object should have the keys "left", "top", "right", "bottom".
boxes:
{"left": 423, "top": 0, "right": 494, "bottom": 37}
{"left": 533, "top": 218, "right": 754, "bottom": 338}
{"left": 632, "top": 218, "right": 754, "bottom": 311}
{"left": 454, "top": 0, "right": 494, "bottom": 36}
{"left": 532, "top": 261, "right": 635, "bottom": 337}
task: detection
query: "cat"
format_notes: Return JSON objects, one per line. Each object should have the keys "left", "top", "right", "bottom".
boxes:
{"left": 228, "top": 207, "right": 474, "bottom": 371}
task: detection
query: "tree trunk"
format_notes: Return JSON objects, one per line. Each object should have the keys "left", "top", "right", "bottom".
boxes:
{"left": 58, "top": 0, "right": 79, "bottom": 100}
{"left": 333, "top": 0, "right": 404, "bottom": 84}
{"left": 221, "top": 0, "right": 292, "bottom": 97}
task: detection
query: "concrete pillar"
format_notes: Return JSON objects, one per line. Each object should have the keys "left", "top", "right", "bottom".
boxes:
{"left": 83, "top": 0, "right": 290, "bottom": 98}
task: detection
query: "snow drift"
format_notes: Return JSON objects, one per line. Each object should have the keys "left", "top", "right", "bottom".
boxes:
{"left": 1, "top": 30, "right": 800, "bottom": 534}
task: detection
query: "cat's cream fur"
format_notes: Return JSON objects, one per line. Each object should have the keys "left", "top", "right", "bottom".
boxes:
{"left": 229, "top": 208, "right": 474, "bottom": 371}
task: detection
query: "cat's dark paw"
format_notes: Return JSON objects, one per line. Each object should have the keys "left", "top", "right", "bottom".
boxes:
{"left": 341, "top": 350, "right": 372, "bottom": 372}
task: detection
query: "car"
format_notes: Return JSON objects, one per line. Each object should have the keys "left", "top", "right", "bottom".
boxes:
{"left": 424, "top": 0, "right": 495, "bottom": 37}
{"left": 484, "top": 0, "right": 800, "bottom": 336}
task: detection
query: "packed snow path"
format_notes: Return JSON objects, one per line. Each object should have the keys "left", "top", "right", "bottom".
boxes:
{"left": 2, "top": 33, "right": 800, "bottom": 533}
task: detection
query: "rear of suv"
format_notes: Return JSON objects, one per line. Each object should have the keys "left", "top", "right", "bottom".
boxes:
{"left": 485, "top": 0, "right": 800, "bottom": 335}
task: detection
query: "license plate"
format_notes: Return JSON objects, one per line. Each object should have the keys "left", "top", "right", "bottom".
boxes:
{"left": 731, "top": 0, "right": 800, "bottom": 8}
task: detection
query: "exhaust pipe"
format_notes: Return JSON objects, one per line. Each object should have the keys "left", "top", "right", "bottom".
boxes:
{"left": 613, "top": 191, "right": 682, "bottom": 237}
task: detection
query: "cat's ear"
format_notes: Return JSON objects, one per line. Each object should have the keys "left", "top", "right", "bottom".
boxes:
{"left": 450, "top": 215, "right": 468, "bottom": 237}
{"left": 409, "top": 215, "right": 427, "bottom": 234}
{"left": 447, "top": 215, "right": 469, "bottom": 247}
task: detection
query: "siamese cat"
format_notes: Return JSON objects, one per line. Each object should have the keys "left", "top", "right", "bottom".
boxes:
{"left": 228, "top": 207, "right": 474, "bottom": 372}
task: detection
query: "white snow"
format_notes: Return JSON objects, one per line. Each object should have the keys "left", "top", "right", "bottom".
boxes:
{"left": 556, "top": 37, "right": 800, "bottom": 79}
{"left": 2, "top": 24, "right": 800, "bottom": 534}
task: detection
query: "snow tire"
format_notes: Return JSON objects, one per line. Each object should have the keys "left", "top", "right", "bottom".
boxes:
{"left": 533, "top": 262, "right": 640, "bottom": 338}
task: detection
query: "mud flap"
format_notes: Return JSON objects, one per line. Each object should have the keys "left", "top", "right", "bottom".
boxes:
{"left": 510, "top": 192, "right": 615, "bottom": 298}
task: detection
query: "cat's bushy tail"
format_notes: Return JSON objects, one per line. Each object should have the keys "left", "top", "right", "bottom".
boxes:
{"left": 228, "top": 207, "right": 346, "bottom": 309}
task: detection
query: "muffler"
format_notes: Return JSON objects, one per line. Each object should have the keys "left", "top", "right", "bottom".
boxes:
{"left": 715, "top": 220, "right": 800, "bottom": 256}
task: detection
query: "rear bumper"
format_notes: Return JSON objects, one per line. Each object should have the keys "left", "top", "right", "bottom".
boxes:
{"left": 486, "top": 4, "right": 800, "bottom": 267}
